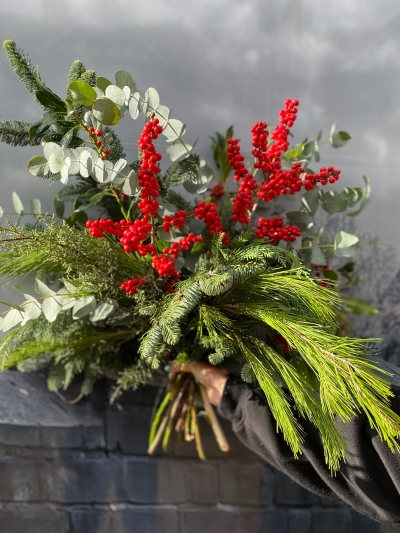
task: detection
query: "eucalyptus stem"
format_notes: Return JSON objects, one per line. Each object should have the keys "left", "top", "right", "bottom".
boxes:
{"left": 192, "top": 405, "right": 206, "bottom": 460}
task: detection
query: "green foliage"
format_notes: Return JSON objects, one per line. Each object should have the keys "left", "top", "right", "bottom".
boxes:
{"left": 3, "top": 40, "right": 44, "bottom": 106}
{"left": 208, "top": 126, "right": 233, "bottom": 183}
{"left": 0, "top": 120, "right": 43, "bottom": 147}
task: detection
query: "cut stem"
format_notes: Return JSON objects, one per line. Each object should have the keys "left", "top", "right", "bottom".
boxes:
{"left": 199, "top": 383, "right": 230, "bottom": 452}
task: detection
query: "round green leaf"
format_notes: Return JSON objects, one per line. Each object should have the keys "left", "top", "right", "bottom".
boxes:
{"left": 334, "top": 231, "right": 359, "bottom": 249}
{"left": 27, "top": 156, "right": 49, "bottom": 177}
{"left": 97, "top": 77, "right": 112, "bottom": 92}
{"left": 68, "top": 81, "right": 97, "bottom": 106}
{"left": 105, "top": 85, "right": 126, "bottom": 107}
{"left": 115, "top": 70, "right": 137, "bottom": 92}
{"left": 48, "top": 153, "right": 65, "bottom": 173}
{"left": 92, "top": 97, "right": 121, "bottom": 126}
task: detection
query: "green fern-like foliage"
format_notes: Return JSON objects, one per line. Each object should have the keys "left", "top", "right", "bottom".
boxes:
{"left": 0, "top": 119, "right": 43, "bottom": 147}
{"left": 139, "top": 236, "right": 399, "bottom": 471}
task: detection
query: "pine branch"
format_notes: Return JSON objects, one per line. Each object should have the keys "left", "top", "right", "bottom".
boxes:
{"left": 3, "top": 40, "right": 44, "bottom": 106}
{"left": 0, "top": 119, "right": 43, "bottom": 147}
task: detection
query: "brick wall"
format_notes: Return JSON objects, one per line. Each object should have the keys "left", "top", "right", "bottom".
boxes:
{"left": 0, "top": 369, "right": 394, "bottom": 533}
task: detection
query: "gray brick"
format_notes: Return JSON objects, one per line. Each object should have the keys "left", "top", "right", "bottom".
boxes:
{"left": 71, "top": 509, "right": 112, "bottom": 533}
{"left": 0, "top": 424, "right": 40, "bottom": 447}
{"left": 111, "top": 507, "right": 179, "bottom": 533}
{"left": 39, "top": 425, "right": 82, "bottom": 448}
{"left": 288, "top": 509, "right": 311, "bottom": 533}
{"left": 180, "top": 507, "right": 260, "bottom": 533}
{"left": 157, "top": 459, "right": 188, "bottom": 503}
{"left": 275, "top": 471, "right": 318, "bottom": 505}
{"left": 82, "top": 424, "right": 105, "bottom": 450}
{"left": 0, "top": 459, "right": 49, "bottom": 501}
{"left": 0, "top": 503, "right": 69, "bottom": 533}
{"left": 311, "top": 509, "right": 352, "bottom": 533}
{"left": 218, "top": 461, "right": 272, "bottom": 506}
{"left": 46, "top": 457, "right": 126, "bottom": 503}
{"left": 259, "top": 509, "right": 289, "bottom": 533}
{"left": 186, "top": 461, "right": 218, "bottom": 504}
{"left": 106, "top": 407, "right": 152, "bottom": 454}
{"left": 124, "top": 457, "right": 158, "bottom": 503}
{"left": 351, "top": 511, "right": 380, "bottom": 533}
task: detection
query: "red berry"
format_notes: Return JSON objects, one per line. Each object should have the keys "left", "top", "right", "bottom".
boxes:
{"left": 88, "top": 126, "right": 95, "bottom": 133}
{"left": 96, "top": 129, "right": 103, "bottom": 137}
{"left": 103, "top": 149, "right": 110, "bottom": 156}
{"left": 97, "top": 140, "right": 102, "bottom": 147}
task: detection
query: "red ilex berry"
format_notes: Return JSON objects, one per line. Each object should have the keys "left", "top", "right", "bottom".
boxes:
{"left": 120, "top": 276, "right": 146, "bottom": 296}
{"left": 88, "top": 126, "right": 95, "bottom": 134}
{"left": 103, "top": 149, "right": 110, "bottom": 156}
{"left": 96, "top": 129, "right": 103, "bottom": 137}
{"left": 121, "top": 193, "right": 127, "bottom": 200}
{"left": 210, "top": 184, "right": 224, "bottom": 198}
{"left": 162, "top": 210, "right": 187, "bottom": 232}
{"left": 255, "top": 217, "right": 301, "bottom": 244}
{"left": 194, "top": 201, "right": 229, "bottom": 244}
{"left": 97, "top": 140, "right": 103, "bottom": 147}
{"left": 137, "top": 117, "right": 163, "bottom": 217}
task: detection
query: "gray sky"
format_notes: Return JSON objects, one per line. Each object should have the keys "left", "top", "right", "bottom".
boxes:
{"left": 1, "top": 0, "right": 400, "bottom": 252}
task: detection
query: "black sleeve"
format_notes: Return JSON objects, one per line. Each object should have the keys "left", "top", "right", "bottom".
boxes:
{"left": 217, "top": 373, "right": 400, "bottom": 526}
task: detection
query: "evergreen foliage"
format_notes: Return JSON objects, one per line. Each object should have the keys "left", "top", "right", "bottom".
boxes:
{"left": 0, "top": 119, "right": 43, "bottom": 147}
{"left": 3, "top": 40, "right": 44, "bottom": 105}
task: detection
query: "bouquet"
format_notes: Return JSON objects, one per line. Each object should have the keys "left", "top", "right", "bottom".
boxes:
{"left": 0, "top": 40, "right": 399, "bottom": 471}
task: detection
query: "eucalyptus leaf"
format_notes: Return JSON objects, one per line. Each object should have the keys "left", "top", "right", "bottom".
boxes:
{"left": 166, "top": 142, "right": 192, "bottom": 162}
{"left": 144, "top": 88, "right": 160, "bottom": 115}
{"left": 105, "top": 85, "right": 126, "bottom": 107}
{"left": 72, "top": 296, "right": 97, "bottom": 319}
{"left": 320, "top": 191, "right": 347, "bottom": 215}
{"left": 20, "top": 296, "right": 41, "bottom": 325}
{"left": 79, "top": 150, "right": 94, "bottom": 178}
{"left": 48, "top": 152, "right": 65, "bottom": 173}
{"left": 30, "top": 198, "right": 41, "bottom": 215}
{"left": 90, "top": 301, "right": 115, "bottom": 322}
{"left": 2, "top": 308, "right": 24, "bottom": 332}
{"left": 163, "top": 119, "right": 185, "bottom": 142}
{"left": 92, "top": 97, "right": 121, "bottom": 126}
{"left": 301, "top": 187, "right": 320, "bottom": 216}
{"left": 334, "top": 231, "right": 359, "bottom": 249}
{"left": 115, "top": 70, "right": 137, "bottom": 92}
{"left": 27, "top": 156, "right": 49, "bottom": 177}
{"left": 12, "top": 192, "right": 24, "bottom": 215}
{"left": 60, "top": 157, "right": 71, "bottom": 184}
{"left": 122, "top": 170, "right": 140, "bottom": 196}
{"left": 35, "top": 279, "right": 55, "bottom": 297}
{"left": 311, "top": 242, "right": 326, "bottom": 265}
{"left": 155, "top": 104, "right": 170, "bottom": 126}
{"left": 348, "top": 176, "right": 371, "bottom": 217}
{"left": 129, "top": 92, "right": 143, "bottom": 119}
{"left": 43, "top": 142, "right": 63, "bottom": 160}
{"left": 42, "top": 295, "right": 62, "bottom": 323}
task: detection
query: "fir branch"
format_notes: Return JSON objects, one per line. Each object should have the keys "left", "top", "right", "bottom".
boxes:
{"left": 0, "top": 119, "right": 43, "bottom": 147}
{"left": 160, "top": 154, "right": 200, "bottom": 192}
{"left": 3, "top": 40, "right": 44, "bottom": 106}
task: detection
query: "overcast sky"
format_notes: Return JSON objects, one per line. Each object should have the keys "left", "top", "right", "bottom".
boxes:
{"left": 1, "top": 0, "right": 400, "bottom": 252}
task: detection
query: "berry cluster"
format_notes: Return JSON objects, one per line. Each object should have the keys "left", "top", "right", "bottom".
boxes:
{"left": 152, "top": 254, "right": 177, "bottom": 278}
{"left": 227, "top": 139, "right": 247, "bottom": 182}
{"left": 120, "top": 276, "right": 146, "bottom": 295}
{"left": 164, "top": 233, "right": 204, "bottom": 258}
{"left": 255, "top": 217, "right": 301, "bottom": 244}
{"left": 273, "top": 335, "right": 289, "bottom": 353}
{"left": 257, "top": 162, "right": 304, "bottom": 202}
{"left": 194, "top": 201, "right": 229, "bottom": 244}
{"left": 304, "top": 166, "right": 341, "bottom": 191}
{"left": 86, "top": 218, "right": 125, "bottom": 238}
{"left": 251, "top": 121, "right": 272, "bottom": 174}
{"left": 163, "top": 210, "right": 187, "bottom": 232}
{"left": 137, "top": 118, "right": 163, "bottom": 216}
{"left": 210, "top": 184, "right": 224, "bottom": 198}
{"left": 227, "top": 139, "right": 258, "bottom": 224}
